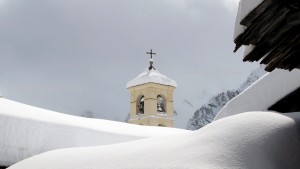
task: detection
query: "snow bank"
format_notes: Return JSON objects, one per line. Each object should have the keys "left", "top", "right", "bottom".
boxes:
{"left": 9, "top": 111, "right": 300, "bottom": 169}
{"left": 126, "top": 69, "right": 177, "bottom": 88}
{"left": 0, "top": 98, "right": 188, "bottom": 166}
{"left": 215, "top": 69, "right": 300, "bottom": 120}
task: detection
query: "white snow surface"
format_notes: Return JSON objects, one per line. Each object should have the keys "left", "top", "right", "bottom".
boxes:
{"left": 0, "top": 98, "right": 188, "bottom": 166}
{"left": 234, "top": 0, "right": 263, "bottom": 38}
{"left": 126, "top": 69, "right": 177, "bottom": 88}
{"left": 215, "top": 69, "right": 300, "bottom": 120}
{"left": 9, "top": 111, "right": 300, "bottom": 169}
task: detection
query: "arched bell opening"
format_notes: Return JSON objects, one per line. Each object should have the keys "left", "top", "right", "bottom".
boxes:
{"left": 136, "top": 95, "right": 145, "bottom": 115}
{"left": 157, "top": 95, "right": 166, "bottom": 113}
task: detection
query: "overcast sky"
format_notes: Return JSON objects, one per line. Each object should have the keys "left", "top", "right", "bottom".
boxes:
{"left": 0, "top": 0, "right": 259, "bottom": 127}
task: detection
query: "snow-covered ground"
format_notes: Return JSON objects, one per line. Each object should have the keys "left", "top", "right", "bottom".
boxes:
{"left": 8, "top": 111, "right": 300, "bottom": 169}
{"left": 5, "top": 71, "right": 300, "bottom": 168}
{"left": 3, "top": 0, "right": 300, "bottom": 168}
{"left": 0, "top": 98, "right": 188, "bottom": 166}
{"left": 2, "top": 67, "right": 300, "bottom": 169}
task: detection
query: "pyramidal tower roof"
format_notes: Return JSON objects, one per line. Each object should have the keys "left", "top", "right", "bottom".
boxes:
{"left": 126, "top": 69, "right": 177, "bottom": 88}
{"left": 126, "top": 50, "right": 177, "bottom": 89}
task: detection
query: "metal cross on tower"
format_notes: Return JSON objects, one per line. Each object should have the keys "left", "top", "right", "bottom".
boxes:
{"left": 146, "top": 49, "right": 156, "bottom": 59}
{"left": 146, "top": 49, "right": 156, "bottom": 70}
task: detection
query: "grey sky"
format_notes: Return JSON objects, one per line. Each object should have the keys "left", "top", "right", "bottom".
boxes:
{"left": 0, "top": 0, "right": 258, "bottom": 128}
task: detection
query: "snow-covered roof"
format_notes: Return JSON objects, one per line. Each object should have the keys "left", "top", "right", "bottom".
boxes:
{"left": 214, "top": 69, "right": 300, "bottom": 121}
{"left": 234, "top": 0, "right": 300, "bottom": 71}
{"left": 126, "top": 69, "right": 177, "bottom": 88}
{"left": 234, "top": 0, "right": 263, "bottom": 38}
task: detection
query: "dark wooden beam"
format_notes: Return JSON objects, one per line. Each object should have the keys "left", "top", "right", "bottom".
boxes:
{"left": 234, "top": 0, "right": 300, "bottom": 72}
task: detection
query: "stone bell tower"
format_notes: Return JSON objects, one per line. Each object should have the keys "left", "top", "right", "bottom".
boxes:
{"left": 126, "top": 49, "right": 177, "bottom": 127}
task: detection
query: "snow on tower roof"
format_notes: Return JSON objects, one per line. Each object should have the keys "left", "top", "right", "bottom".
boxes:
{"left": 126, "top": 69, "right": 177, "bottom": 88}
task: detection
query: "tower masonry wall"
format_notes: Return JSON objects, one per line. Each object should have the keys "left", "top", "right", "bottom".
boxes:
{"left": 128, "top": 83, "right": 175, "bottom": 127}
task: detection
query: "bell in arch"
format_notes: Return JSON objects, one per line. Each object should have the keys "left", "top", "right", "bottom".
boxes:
{"left": 157, "top": 95, "right": 165, "bottom": 113}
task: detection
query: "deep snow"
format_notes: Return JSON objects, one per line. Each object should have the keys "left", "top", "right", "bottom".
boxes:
{"left": 0, "top": 98, "right": 188, "bottom": 166}
{"left": 3, "top": 0, "right": 300, "bottom": 168}
{"left": 8, "top": 111, "right": 300, "bottom": 169}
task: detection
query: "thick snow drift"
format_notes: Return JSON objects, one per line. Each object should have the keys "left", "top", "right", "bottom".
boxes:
{"left": 215, "top": 69, "right": 300, "bottom": 120}
{"left": 126, "top": 69, "right": 177, "bottom": 88}
{"left": 9, "top": 111, "right": 300, "bottom": 169}
{"left": 0, "top": 98, "right": 188, "bottom": 166}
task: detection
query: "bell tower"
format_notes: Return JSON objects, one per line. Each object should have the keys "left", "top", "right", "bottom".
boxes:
{"left": 126, "top": 49, "right": 177, "bottom": 127}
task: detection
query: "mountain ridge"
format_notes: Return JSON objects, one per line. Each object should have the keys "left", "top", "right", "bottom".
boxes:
{"left": 186, "top": 66, "right": 266, "bottom": 130}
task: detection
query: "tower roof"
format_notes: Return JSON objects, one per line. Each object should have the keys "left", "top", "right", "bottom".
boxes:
{"left": 126, "top": 69, "right": 177, "bottom": 88}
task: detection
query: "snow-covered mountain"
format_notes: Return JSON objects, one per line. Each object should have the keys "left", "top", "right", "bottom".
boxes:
{"left": 186, "top": 67, "right": 266, "bottom": 130}
{"left": 186, "top": 90, "right": 240, "bottom": 130}
{"left": 238, "top": 66, "right": 267, "bottom": 91}
{"left": 173, "top": 98, "right": 202, "bottom": 129}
